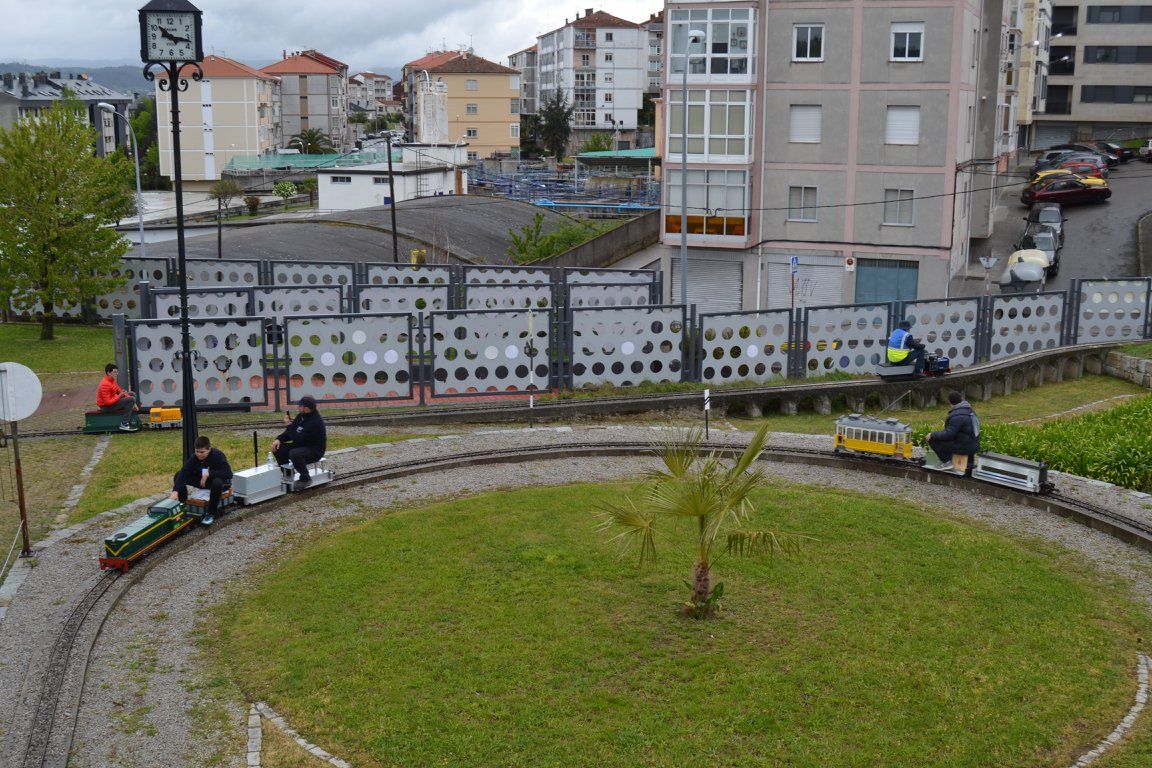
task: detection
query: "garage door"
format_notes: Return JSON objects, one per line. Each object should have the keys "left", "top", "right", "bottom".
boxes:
{"left": 1033, "top": 123, "right": 1075, "bottom": 150}
{"left": 766, "top": 259, "right": 843, "bottom": 309}
{"left": 669, "top": 258, "right": 743, "bottom": 312}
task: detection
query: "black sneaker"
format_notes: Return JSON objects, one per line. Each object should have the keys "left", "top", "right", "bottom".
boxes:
{"left": 293, "top": 478, "right": 312, "bottom": 492}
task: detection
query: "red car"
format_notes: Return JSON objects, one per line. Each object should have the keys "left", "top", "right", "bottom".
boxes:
{"left": 1021, "top": 177, "right": 1112, "bottom": 207}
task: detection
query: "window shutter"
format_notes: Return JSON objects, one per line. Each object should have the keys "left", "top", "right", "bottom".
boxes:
{"left": 886, "top": 106, "right": 920, "bottom": 144}
{"left": 789, "top": 105, "right": 822, "bottom": 143}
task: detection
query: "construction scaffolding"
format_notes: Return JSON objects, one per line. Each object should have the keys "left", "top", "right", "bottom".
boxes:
{"left": 469, "top": 161, "right": 660, "bottom": 218}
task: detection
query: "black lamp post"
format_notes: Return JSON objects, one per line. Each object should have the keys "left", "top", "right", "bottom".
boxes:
{"left": 139, "top": 0, "right": 203, "bottom": 461}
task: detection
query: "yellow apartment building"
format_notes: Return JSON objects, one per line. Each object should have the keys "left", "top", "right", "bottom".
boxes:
{"left": 156, "top": 55, "right": 280, "bottom": 191}
{"left": 403, "top": 51, "right": 521, "bottom": 161}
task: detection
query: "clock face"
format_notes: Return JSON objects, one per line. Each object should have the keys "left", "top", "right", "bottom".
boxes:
{"left": 143, "top": 12, "right": 198, "bottom": 61}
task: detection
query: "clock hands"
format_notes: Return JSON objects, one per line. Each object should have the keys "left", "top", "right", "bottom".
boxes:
{"left": 159, "top": 26, "right": 192, "bottom": 45}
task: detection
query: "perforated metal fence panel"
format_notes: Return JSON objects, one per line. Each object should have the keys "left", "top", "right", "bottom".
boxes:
{"left": 364, "top": 263, "right": 452, "bottom": 285}
{"left": 184, "top": 259, "right": 260, "bottom": 287}
{"left": 285, "top": 314, "right": 414, "bottom": 403}
{"left": 152, "top": 289, "right": 251, "bottom": 320}
{"left": 463, "top": 265, "right": 553, "bottom": 284}
{"left": 463, "top": 283, "right": 553, "bottom": 310}
{"left": 93, "top": 258, "right": 171, "bottom": 319}
{"left": 255, "top": 287, "right": 343, "bottom": 322}
{"left": 571, "top": 305, "right": 687, "bottom": 388}
{"left": 270, "top": 261, "right": 355, "bottom": 287}
{"left": 900, "top": 298, "right": 981, "bottom": 368}
{"left": 130, "top": 317, "right": 267, "bottom": 408}
{"left": 564, "top": 268, "right": 656, "bottom": 285}
{"left": 700, "top": 310, "right": 793, "bottom": 384}
{"left": 989, "top": 292, "right": 1066, "bottom": 361}
{"left": 802, "top": 303, "right": 890, "bottom": 375}
{"left": 1074, "top": 279, "right": 1152, "bottom": 343}
{"left": 429, "top": 310, "right": 551, "bottom": 397}
{"left": 7, "top": 295, "right": 82, "bottom": 321}
{"left": 357, "top": 285, "right": 451, "bottom": 314}
{"left": 566, "top": 283, "right": 653, "bottom": 309}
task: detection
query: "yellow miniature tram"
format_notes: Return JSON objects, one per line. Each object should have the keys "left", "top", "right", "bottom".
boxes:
{"left": 834, "top": 413, "right": 915, "bottom": 459}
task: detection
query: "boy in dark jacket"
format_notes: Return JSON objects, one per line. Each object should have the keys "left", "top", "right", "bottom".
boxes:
{"left": 170, "top": 435, "right": 233, "bottom": 525}
{"left": 927, "top": 392, "right": 980, "bottom": 472}
{"left": 272, "top": 395, "right": 326, "bottom": 491}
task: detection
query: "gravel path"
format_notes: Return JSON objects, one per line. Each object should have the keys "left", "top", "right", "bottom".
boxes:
{"left": 2, "top": 424, "right": 1152, "bottom": 767}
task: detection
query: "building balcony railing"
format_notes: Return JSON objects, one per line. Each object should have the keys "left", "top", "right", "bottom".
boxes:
{"left": 574, "top": 34, "right": 596, "bottom": 48}
{"left": 1042, "top": 102, "right": 1072, "bottom": 114}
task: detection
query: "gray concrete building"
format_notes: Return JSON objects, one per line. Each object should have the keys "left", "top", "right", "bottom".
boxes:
{"left": 0, "top": 71, "right": 131, "bottom": 157}
{"left": 261, "top": 50, "right": 350, "bottom": 151}
{"left": 1033, "top": 0, "right": 1152, "bottom": 144}
{"left": 508, "top": 45, "right": 538, "bottom": 114}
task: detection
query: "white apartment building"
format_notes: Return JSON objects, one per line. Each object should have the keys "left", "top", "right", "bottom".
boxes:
{"left": 537, "top": 8, "right": 647, "bottom": 147}
{"left": 154, "top": 55, "right": 281, "bottom": 190}
{"left": 635, "top": 0, "right": 1008, "bottom": 312}
{"left": 349, "top": 72, "right": 394, "bottom": 110}
{"left": 642, "top": 11, "right": 666, "bottom": 95}
{"left": 262, "top": 50, "right": 350, "bottom": 150}
{"left": 508, "top": 45, "right": 539, "bottom": 114}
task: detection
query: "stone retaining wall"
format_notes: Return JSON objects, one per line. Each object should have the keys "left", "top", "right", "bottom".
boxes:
{"left": 1105, "top": 351, "right": 1152, "bottom": 389}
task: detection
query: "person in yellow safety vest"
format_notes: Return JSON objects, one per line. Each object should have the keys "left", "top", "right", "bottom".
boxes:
{"left": 887, "top": 320, "right": 927, "bottom": 374}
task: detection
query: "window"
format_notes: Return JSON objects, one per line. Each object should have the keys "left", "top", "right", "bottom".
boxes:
{"left": 510, "top": 123, "right": 520, "bottom": 138}
{"left": 1087, "top": 5, "right": 1152, "bottom": 22}
{"left": 1081, "top": 85, "right": 1152, "bottom": 102}
{"left": 604, "top": 92, "right": 613, "bottom": 103}
{"left": 604, "top": 72, "right": 614, "bottom": 83}
{"left": 466, "top": 151, "right": 478, "bottom": 161}
{"left": 789, "top": 105, "right": 822, "bottom": 143}
{"left": 372, "top": 177, "right": 389, "bottom": 185}
{"left": 669, "top": 7, "right": 754, "bottom": 77}
{"left": 330, "top": 176, "right": 351, "bottom": 184}
{"left": 581, "top": 53, "right": 591, "bottom": 66}
{"left": 511, "top": 98, "right": 521, "bottom": 113}
{"left": 885, "top": 106, "right": 921, "bottom": 144}
{"left": 883, "top": 188, "right": 915, "bottom": 225}
{"left": 787, "top": 186, "right": 819, "bottom": 222}
{"left": 466, "top": 127, "right": 478, "bottom": 138}
{"left": 604, "top": 53, "right": 614, "bottom": 63}
{"left": 668, "top": 89, "right": 750, "bottom": 157}
{"left": 466, "top": 79, "right": 478, "bottom": 91}
{"left": 665, "top": 168, "right": 749, "bottom": 236}
{"left": 466, "top": 103, "right": 478, "bottom": 115}
{"left": 891, "top": 22, "right": 925, "bottom": 61}
{"left": 793, "top": 25, "right": 824, "bottom": 61}
{"left": 605, "top": 32, "right": 614, "bottom": 42}
{"left": 604, "top": 112, "right": 613, "bottom": 123}
{"left": 1084, "top": 46, "right": 1152, "bottom": 63}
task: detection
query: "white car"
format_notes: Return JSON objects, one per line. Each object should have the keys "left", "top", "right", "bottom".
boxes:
{"left": 1139, "top": 140, "right": 1152, "bottom": 162}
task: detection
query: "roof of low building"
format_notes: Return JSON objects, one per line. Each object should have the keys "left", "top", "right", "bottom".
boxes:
{"left": 571, "top": 9, "right": 642, "bottom": 28}
{"left": 403, "top": 50, "right": 463, "bottom": 72}
{"left": 577, "top": 147, "right": 657, "bottom": 158}
{"left": 0, "top": 72, "right": 129, "bottom": 104}
{"left": 262, "top": 49, "right": 347, "bottom": 75}
{"left": 425, "top": 52, "right": 519, "bottom": 75}
{"left": 184, "top": 55, "right": 275, "bottom": 80}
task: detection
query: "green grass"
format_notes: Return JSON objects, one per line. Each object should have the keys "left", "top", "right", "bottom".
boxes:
{"left": 0, "top": 323, "right": 113, "bottom": 373}
{"left": 72, "top": 430, "right": 417, "bottom": 523}
{"left": 211, "top": 481, "right": 1150, "bottom": 768}
{"left": 559, "top": 371, "right": 866, "bottom": 400}
{"left": 1117, "top": 342, "right": 1152, "bottom": 360}
{"left": 728, "top": 374, "right": 1145, "bottom": 435}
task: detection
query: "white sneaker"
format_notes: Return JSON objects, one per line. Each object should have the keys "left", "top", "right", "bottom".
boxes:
{"left": 936, "top": 460, "right": 953, "bottom": 471}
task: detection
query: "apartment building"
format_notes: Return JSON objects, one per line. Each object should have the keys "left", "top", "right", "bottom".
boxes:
{"left": 1016, "top": 0, "right": 1054, "bottom": 148}
{"left": 262, "top": 49, "right": 349, "bottom": 150}
{"left": 642, "top": 11, "right": 666, "bottom": 95}
{"left": 1033, "top": 0, "right": 1152, "bottom": 144}
{"left": 508, "top": 45, "right": 539, "bottom": 114}
{"left": 349, "top": 72, "right": 393, "bottom": 110}
{"left": 154, "top": 55, "right": 280, "bottom": 190}
{"left": 403, "top": 51, "right": 521, "bottom": 161}
{"left": 655, "top": 0, "right": 1004, "bottom": 312}
{"left": 0, "top": 72, "right": 130, "bottom": 158}
{"left": 537, "top": 9, "right": 647, "bottom": 148}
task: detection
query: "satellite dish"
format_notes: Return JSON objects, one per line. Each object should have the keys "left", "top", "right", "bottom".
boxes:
{"left": 0, "top": 362, "right": 43, "bottom": 422}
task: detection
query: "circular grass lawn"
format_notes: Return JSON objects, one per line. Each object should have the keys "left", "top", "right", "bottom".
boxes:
{"left": 213, "top": 481, "right": 1150, "bottom": 767}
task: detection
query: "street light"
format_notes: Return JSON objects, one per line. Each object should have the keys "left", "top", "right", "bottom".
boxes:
{"left": 98, "top": 102, "right": 146, "bottom": 259}
{"left": 678, "top": 29, "right": 705, "bottom": 307}
{"left": 139, "top": 0, "right": 204, "bottom": 462}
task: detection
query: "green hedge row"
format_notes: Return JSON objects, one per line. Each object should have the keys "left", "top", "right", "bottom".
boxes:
{"left": 914, "top": 394, "right": 1152, "bottom": 492}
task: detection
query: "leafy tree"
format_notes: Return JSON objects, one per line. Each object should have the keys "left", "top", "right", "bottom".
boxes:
{"left": 209, "top": 178, "right": 244, "bottom": 210}
{"left": 243, "top": 195, "right": 261, "bottom": 215}
{"left": 580, "top": 132, "right": 614, "bottom": 153}
{"left": 0, "top": 97, "right": 133, "bottom": 339}
{"left": 349, "top": 111, "right": 368, "bottom": 125}
{"left": 273, "top": 181, "right": 297, "bottom": 204}
{"left": 130, "top": 96, "right": 170, "bottom": 190}
{"left": 637, "top": 93, "right": 656, "bottom": 130}
{"left": 507, "top": 212, "right": 615, "bottom": 264}
{"left": 297, "top": 177, "right": 318, "bottom": 206}
{"left": 288, "top": 128, "right": 335, "bottom": 154}
{"left": 597, "top": 425, "right": 812, "bottom": 618}
{"left": 518, "top": 114, "right": 543, "bottom": 159}
{"left": 537, "top": 89, "right": 574, "bottom": 159}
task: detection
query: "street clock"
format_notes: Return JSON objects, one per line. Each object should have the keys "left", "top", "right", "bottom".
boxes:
{"left": 139, "top": 0, "right": 203, "bottom": 63}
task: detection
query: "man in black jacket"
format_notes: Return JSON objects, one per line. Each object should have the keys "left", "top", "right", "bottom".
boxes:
{"left": 927, "top": 392, "right": 980, "bottom": 472}
{"left": 170, "top": 435, "right": 233, "bottom": 525}
{"left": 272, "top": 395, "right": 327, "bottom": 491}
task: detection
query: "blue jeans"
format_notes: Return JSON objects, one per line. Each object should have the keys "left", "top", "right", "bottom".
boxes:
{"left": 889, "top": 348, "right": 925, "bottom": 373}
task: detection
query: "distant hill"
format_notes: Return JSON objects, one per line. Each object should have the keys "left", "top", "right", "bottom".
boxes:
{"left": 0, "top": 62, "right": 150, "bottom": 97}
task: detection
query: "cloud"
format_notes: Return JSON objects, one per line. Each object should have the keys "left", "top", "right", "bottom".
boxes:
{"left": 0, "top": 0, "right": 660, "bottom": 71}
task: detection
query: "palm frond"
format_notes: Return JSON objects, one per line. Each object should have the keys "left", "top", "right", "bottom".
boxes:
{"left": 726, "top": 528, "right": 818, "bottom": 558}
{"left": 655, "top": 427, "right": 704, "bottom": 478}
{"left": 729, "top": 423, "right": 770, "bottom": 478}
{"left": 595, "top": 498, "right": 658, "bottom": 568}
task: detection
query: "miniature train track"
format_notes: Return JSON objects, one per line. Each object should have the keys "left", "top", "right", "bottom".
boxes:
{"left": 13, "top": 439, "right": 1152, "bottom": 768}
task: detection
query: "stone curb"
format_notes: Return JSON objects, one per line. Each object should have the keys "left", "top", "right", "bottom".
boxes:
{"left": 255, "top": 702, "right": 351, "bottom": 768}
{"left": 1070, "top": 654, "right": 1151, "bottom": 767}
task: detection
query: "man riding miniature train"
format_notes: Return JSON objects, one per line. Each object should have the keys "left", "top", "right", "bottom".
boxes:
{"left": 271, "top": 395, "right": 327, "bottom": 491}
{"left": 887, "top": 320, "right": 927, "bottom": 376}
{"left": 96, "top": 363, "right": 140, "bottom": 432}
{"left": 170, "top": 435, "right": 233, "bottom": 526}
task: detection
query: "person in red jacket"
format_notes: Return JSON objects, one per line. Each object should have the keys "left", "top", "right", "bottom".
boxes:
{"left": 96, "top": 363, "right": 139, "bottom": 432}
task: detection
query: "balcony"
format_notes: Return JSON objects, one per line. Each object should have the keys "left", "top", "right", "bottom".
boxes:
{"left": 574, "top": 34, "right": 596, "bottom": 48}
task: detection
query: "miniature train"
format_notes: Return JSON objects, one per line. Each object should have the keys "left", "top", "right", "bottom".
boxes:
{"left": 834, "top": 413, "right": 1053, "bottom": 494}
{"left": 98, "top": 455, "right": 334, "bottom": 572}
{"left": 875, "top": 354, "right": 952, "bottom": 382}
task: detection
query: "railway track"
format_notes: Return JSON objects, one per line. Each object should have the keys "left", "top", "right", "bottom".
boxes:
{"left": 10, "top": 439, "right": 1152, "bottom": 768}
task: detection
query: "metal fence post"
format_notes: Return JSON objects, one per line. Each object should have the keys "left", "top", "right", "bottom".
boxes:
{"left": 1144, "top": 278, "right": 1152, "bottom": 339}
{"left": 417, "top": 311, "right": 427, "bottom": 406}
{"left": 138, "top": 281, "right": 153, "bottom": 320}
{"left": 1068, "top": 279, "right": 1082, "bottom": 345}
{"left": 113, "top": 313, "right": 130, "bottom": 391}
{"left": 271, "top": 318, "right": 282, "bottom": 413}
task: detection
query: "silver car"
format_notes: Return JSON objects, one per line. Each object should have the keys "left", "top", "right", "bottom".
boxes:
{"left": 1022, "top": 203, "right": 1065, "bottom": 247}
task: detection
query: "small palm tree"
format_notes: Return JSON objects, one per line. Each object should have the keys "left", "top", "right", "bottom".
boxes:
{"left": 598, "top": 424, "right": 812, "bottom": 618}
{"left": 288, "top": 128, "right": 335, "bottom": 154}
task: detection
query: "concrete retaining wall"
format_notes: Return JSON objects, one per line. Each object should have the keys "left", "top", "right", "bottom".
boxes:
{"left": 1105, "top": 351, "right": 1152, "bottom": 389}
{"left": 541, "top": 210, "right": 660, "bottom": 270}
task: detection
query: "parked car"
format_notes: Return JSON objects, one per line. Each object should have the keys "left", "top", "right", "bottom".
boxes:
{"left": 1048, "top": 143, "right": 1120, "bottom": 167}
{"left": 1022, "top": 177, "right": 1112, "bottom": 206}
{"left": 1050, "top": 159, "right": 1106, "bottom": 178}
{"left": 1015, "top": 226, "right": 1061, "bottom": 276}
{"left": 1022, "top": 202, "right": 1067, "bottom": 246}
{"left": 1139, "top": 140, "right": 1152, "bottom": 162}
{"left": 1032, "top": 149, "right": 1077, "bottom": 168}
{"left": 1000, "top": 249, "right": 1051, "bottom": 291}
{"left": 1092, "top": 141, "right": 1134, "bottom": 162}
{"left": 1029, "top": 169, "right": 1109, "bottom": 189}
{"left": 1032, "top": 153, "right": 1109, "bottom": 177}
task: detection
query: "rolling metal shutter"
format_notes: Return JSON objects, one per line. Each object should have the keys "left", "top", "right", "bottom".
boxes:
{"left": 885, "top": 106, "right": 921, "bottom": 145}
{"left": 766, "top": 259, "right": 843, "bottom": 309}
{"left": 789, "top": 105, "right": 822, "bottom": 143}
{"left": 669, "top": 258, "right": 743, "bottom": 312}
{"left": 1033, "top": 123, "right": 1075, "bottom": 149}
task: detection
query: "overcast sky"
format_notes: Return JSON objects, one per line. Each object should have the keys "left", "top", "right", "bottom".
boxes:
{"left": 0, "top": 1, "right": 662, "bottom": 71}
